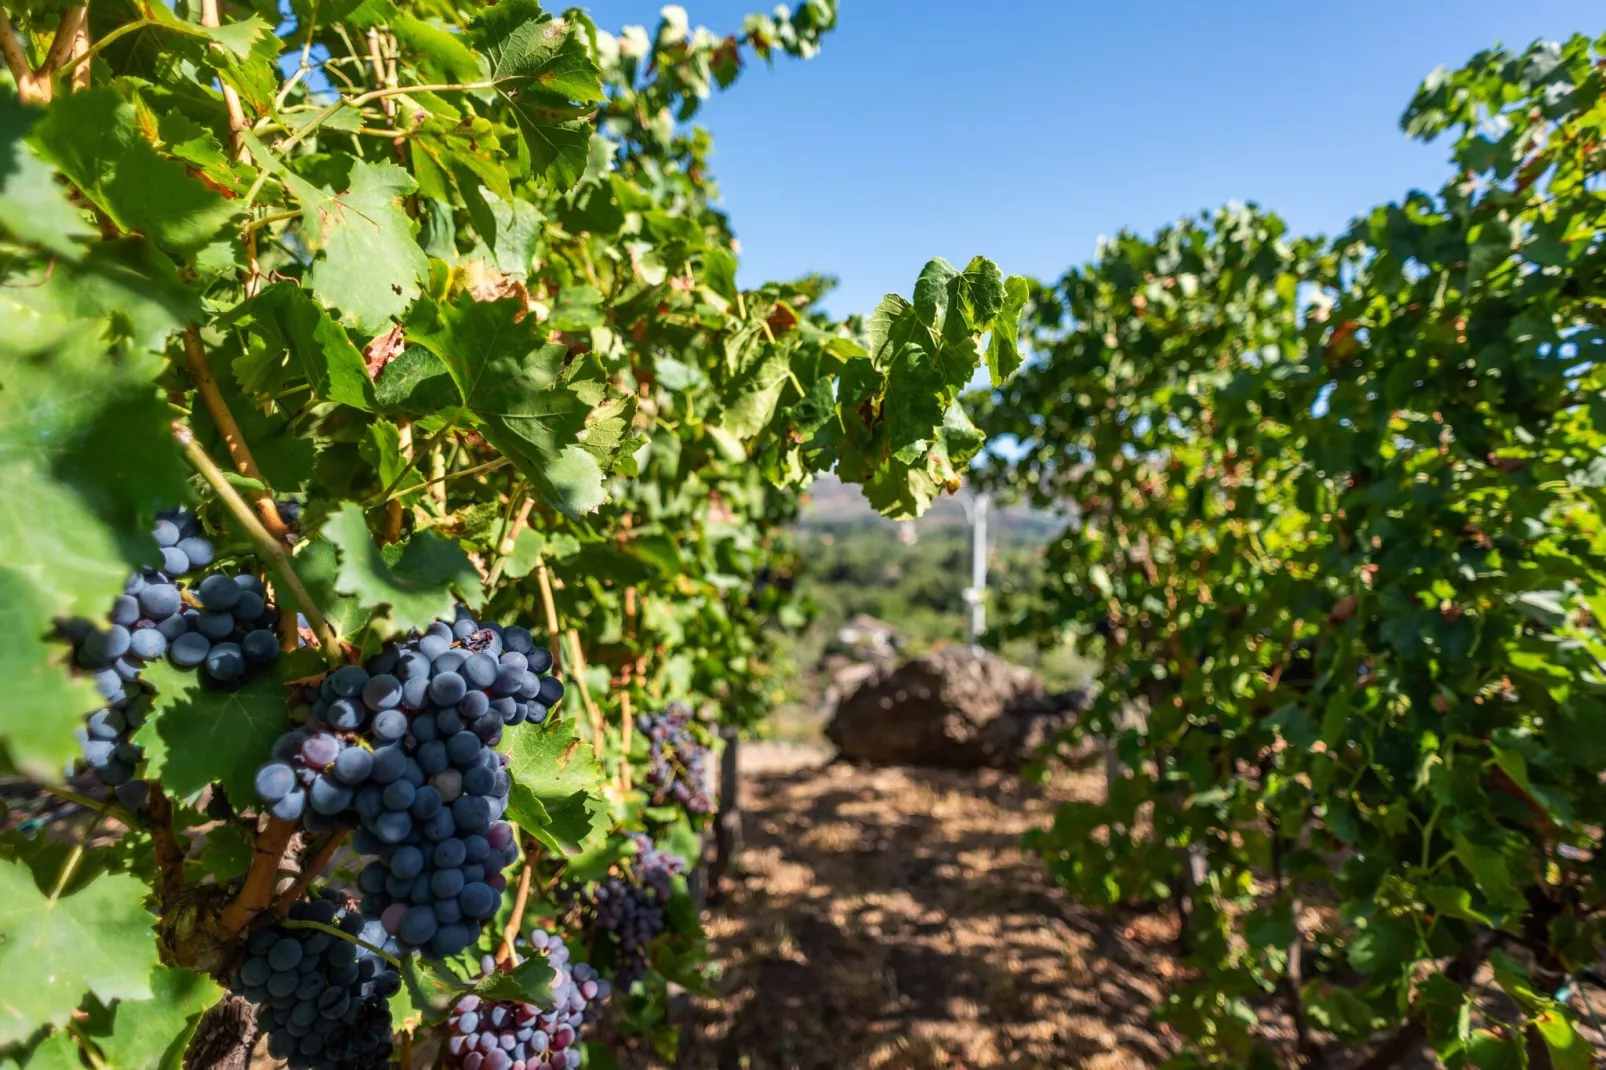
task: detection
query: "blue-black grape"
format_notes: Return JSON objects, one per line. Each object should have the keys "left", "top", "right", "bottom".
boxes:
{"left": 566, "top": 834, "right": 685, "bottom": 988}
{"left": 68, "top": 509, "right": 279, "bottom": 787}
{"left": 230, "top": 891, "right": 397, "bottom": 1070}
{"left": 249, "top": 605, "right": 561, "bottom": 958}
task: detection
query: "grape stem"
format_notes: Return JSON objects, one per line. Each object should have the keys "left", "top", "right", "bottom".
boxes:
{"left": 48, "top": 804, "right": 108, "bottom": 902}
{"left": 215, "top": 816, "right": 298, "bottom": 936}
{"left": 484, "top": 493, "right": 534, "bottom": 589}
{"left": 173, "top": 423, "right": 343, "bottom": 663}
{"left": 180, "top": 326, "right": 290, "bottom": 541}
{"left": 40, "top": 784, "right": 139, "bottom": 830}
{"left": 270, "top": 830, "right": 347, "bottom": 915}
{"left": 146, "top": 784, "right": 190, "bottom": 898}
{"left": 281, "top": 918, "right": 403, "bottom": 970}
{"left": 566, "top": 628, "right": 604, "bottom": 757}
{"left": 496, "top": 842, "right": 539, "bottom": 967}
{"left": 198, "top": 0, "right": 248, "bottom": 161}
{"left": 533, "top": 557, "right": 564, "bottom": 677}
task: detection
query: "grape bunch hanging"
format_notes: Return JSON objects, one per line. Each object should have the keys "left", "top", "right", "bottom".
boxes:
{"left": 444, "top": 929, "right": 609, "bottom": 1070}
{"left": 637, "top": 703, "right": 713, "bottom": 816}
{"left": 253, "top": 607, "right": 564, "bottom": 958}
{"left": 568, "top": 835, "right": 685, "bottom": 989}
{"left": 66, "top": 507, "right": 281, "bottom": 786}
{"left": 228, "top": 891, "right": 399, "bottom": 1070}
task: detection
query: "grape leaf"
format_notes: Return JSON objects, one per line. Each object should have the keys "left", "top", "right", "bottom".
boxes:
{"left": 407, "top": 294, "right": 635, "bottom": 516}
{"left": 195, "top": 825, "right": 252, "bottom": 884}
{"left": 291, "top": 537, "right": 373, "bottom": 641}
{"left": 92, "top": 966, "right": 222, "bottom": 1070}
{"left": 465, "top": 0, "right": 605, "bottom": 192}
{"left": 321, "top": 502, "right": 484, "bottom": 633}
{"left": 0, "top": 329, "right": 187, "bottom": 779}
{"left": 0, "top": 92, "right": 92, "bottom": 256}
{"left": 134, "top": 653, "right": 318, "bottom": 802}
{"left": 0, "top": 861, "right": 158, "bottom": 1047}
{"left": 502, "top": 714, "right": 608, "bottom": 855}
{"left": 985, "top": 274, "right": 1030, "bottom": 385}
{"left": 286, "top": 159, "right": 428, "bottom": 332}
{"left": 373, "top": 346, "right": 461, "bottom": 416}
{"left": 470, "top": 956, "right": 554, "bottom": 1005}
{"left": 229, "top": 283, "right": 376, "bottom": 410}
{"left": 29, "top": 88, "right": 236, "bottom": 256}
{"left": 11, "top": 1030, "right": 81, "bottom": 1070}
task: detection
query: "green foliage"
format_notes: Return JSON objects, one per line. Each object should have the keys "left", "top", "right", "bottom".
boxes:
{"left": 0, "top": 0, "right": 1021, "bottom": 1062}
{"left": 980, "top": 32, "right": 1606, "bottom": 1065}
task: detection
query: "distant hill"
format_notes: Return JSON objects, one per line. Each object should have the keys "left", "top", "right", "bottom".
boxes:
{"left": 795, "top": 475, "right": 1065, "bottom": 545}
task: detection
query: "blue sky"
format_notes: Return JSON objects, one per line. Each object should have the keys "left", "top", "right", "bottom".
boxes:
{"left": 601, "top": 1, "right": 1601, "bottom": 319}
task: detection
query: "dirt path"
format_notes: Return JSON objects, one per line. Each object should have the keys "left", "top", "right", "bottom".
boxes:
{"left": 661, "top": 744, "right": 1184, "bottom": 1069}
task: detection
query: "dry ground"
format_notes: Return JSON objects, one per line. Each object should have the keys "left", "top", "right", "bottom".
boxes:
{"left": 643, "top": 744, "right": 1187, "bottom": 1070}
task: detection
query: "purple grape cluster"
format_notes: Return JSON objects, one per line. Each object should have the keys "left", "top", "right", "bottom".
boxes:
{"left": 637, "top": 703, "right": 713, "bottom": 815}
{"left": 253, "top": 607, "right": 564, "bottom": 958}
{"left": 570, "top": 835, "right": 685, "bottom": 988}
{"left": 444, "top": 929, "right": 609, "bottom": 1070}
{"left": 67, "top": 507, "right": 280, "bottom": 786}
{"left": 229, "top": 891, "right": 399, "bottom": 1070}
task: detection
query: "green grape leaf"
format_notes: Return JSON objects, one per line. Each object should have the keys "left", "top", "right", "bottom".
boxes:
{"left": 195, "top": 825, "right": 253, "bottom": 884}
{"left": 502, "top": 714, "right": 608, "bottom": 856}
{"left": 985, "top": 273, "right": 1030, "bottom": 385}
{"left": 286, "top": 159, "right": 428, "bottom": 332}
{"left": 228, "top": 283, "right": 376, "bottom": 410}
{"left": 713, "top": 348, "right": 793, "bottom": 442}
{"left": 398, "top": 956, "right": 463, "bottom": 1020}
{"left": 321, "top": 502, "right": 484, "bottom": 633}
{"left": 465, "top": 0, "right": 604, "bottom": 191}
{"left": 134, "top": 653, "right": 318, "bottom": 802}
{"left": 392, "top": 13, "right": 483, "bottom": 84}
{"left": 470, "top": 957, "right": 554, "bottom": 1005}
{"left": 293, "top": 537, "right": 376, "bottom": 641}
{"left": 407, "top": 294, "right": 635, "bottom": 516}
{"left": 373, "top": 346, "right": 460, "bottom": 416}
{"left": 29, "top": 88, "right": 236, "bottom": 256}
{"left": 12, "top": 1030, "right": 82, "bottom": 1070}
{"left": 0, "top": 327, "right": 187, "bottom": 780}
{"left": 0, "top": 861, "right": 158, "bottom": 1047}
{"left": 500, "top": 529, "right": 546, "bottom": 580}
{"left": 0, "top": 92, "right": 92, "bottom": 255}
{"left": 93, "top": 966, "right": 222, "bottom": 1070}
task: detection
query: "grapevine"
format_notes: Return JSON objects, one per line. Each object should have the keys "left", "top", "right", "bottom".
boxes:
{"left": 979, "top": 34, "right": 1606, "bottom": 1067}
{"left": 0, "top": 0, "right": 1026, "bottom": 1061}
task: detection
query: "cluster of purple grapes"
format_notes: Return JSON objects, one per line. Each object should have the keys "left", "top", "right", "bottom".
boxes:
{"left": 229, "top": 891, "right": 399, "bottom": 1070}
{"left": 637, "top": 703, "right": 714, "bottom": 815}
{"left": 253, "top": 608, "right": 563, "bottom": 958}
{"left": 444, "top": 929, "right": 609, "bottom": 1070}
{"left": 67, "top": 508, "right": 280, "bottom": 786}
{"left": 571, "top": 835, "right": 685, "bottom": 989}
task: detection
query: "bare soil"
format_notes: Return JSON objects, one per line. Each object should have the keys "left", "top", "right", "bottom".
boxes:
{"left": 652, "top": 743, "right": 1185, "bottom": 1070}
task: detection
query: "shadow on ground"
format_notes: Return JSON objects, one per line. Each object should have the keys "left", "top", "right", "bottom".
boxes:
{"left": 625, "top": 747, "right": 1185, "bottom": 1070}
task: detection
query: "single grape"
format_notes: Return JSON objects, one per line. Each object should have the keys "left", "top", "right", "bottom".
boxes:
{"left": 255, "top": 762, "right": 296, "bottom": 803}
{"left": 129, "top": 626, "right": 167, "bottom": 660}
{"left": 176, "top": 536, "right": 215, "bottom": 569}
{"left": 205, "top": 642, "right": 245, "bottom": 681}
{"left": 242, "top": 629, "right": 279, "bottom": 663}
{"left": 197, "top": 573, "right": 242, "bottom": 611}
{"left": 170, "top": 631, "right": 212, "bottom": 668}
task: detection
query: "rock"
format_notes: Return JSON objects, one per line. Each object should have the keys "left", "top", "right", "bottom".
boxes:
{"left": 825, "top": 646, "right": 1085, "bottom": 768}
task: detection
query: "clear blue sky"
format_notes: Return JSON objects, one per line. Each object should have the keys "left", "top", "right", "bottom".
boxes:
{"left": 602, "top": 1, "right": 1601, "bottom": 320}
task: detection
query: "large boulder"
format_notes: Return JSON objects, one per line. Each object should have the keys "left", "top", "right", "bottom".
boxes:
{"left": 825, "top": 646, "right": 1085, "bottom": 768}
